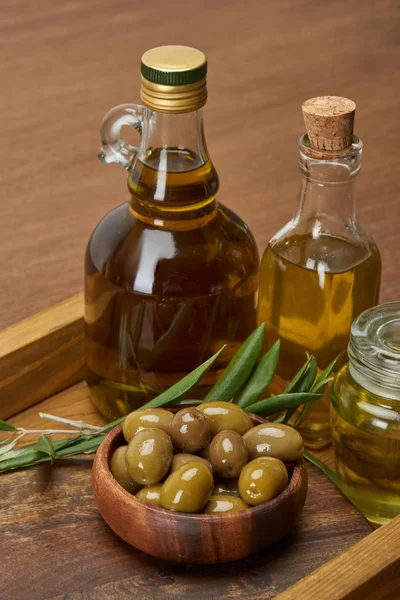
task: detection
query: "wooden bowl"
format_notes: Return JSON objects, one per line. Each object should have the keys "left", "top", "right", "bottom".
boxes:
{"left": 92, "top": 413, "right": 308, "bottom": 564}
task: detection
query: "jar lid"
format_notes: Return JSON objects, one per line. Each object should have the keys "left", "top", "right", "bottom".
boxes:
{"left": 349, "top": 302, "right": 400, "bottom": 399}
{"left": 141, "top": 46, "right": 207, "bottom": 86}
{"left": 140, "top": 46, "right": 208, "bottom": 114}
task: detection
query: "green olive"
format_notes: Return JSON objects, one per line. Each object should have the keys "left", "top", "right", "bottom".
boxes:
{"left": 213, "top": 478, "right": 240, "bottom": 497}
{"left": 123, "top": 408, "right": 173, "bottom": 442}
{"left": 125, "top": 428, "right": 173, "bottom": 485}
{"left": 136, "top": 484, "right": 163, "bottom": 506}
{"left": 110, "top": 446, "right": 142, "bottom": 494}
{"left": 239, "top": 457, "right": 288, "bottom": 506}
{"left": 169, "top": 407, "right": 211, "bottom": 453}
{"left": 160, "top": 462, "right": 214, "bottom": 513}
{"left": 209, "top": 430, "right": 248, "bottom": 478}
{"left": 171, "top": 453, "right": 212, "bottom": 473}
{"left": 243, "top": 423, "right": 304, "bottom": 462}
{"left": 203, "top": 495, "right": 248, "bottom": 514}
{"left": 197, "top": 402, "right": 253, "bottom": 436}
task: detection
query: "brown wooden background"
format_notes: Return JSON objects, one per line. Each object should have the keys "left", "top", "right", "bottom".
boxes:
{"left": 1, "top": 0, "right": 400, "bottom": 333}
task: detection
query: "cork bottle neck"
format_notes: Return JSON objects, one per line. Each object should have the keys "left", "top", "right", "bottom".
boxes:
{"left": 299, "top": 134, "right": 363, "bottom": 183}
{"left": 294, "top": 134, "right": 362, "bottom": 228}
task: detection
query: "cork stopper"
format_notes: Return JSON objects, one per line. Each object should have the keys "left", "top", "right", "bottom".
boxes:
{"left": 302, "top": 96, "right": 356, "bottom": 151}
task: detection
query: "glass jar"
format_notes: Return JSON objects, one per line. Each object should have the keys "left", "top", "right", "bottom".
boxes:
{"left": 331, "top": 302, "right": 400, "bottom": 526}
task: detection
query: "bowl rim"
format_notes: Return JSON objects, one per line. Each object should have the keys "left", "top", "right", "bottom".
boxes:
{"left": 95, "top": 419, "right": 305, "bottom": 521}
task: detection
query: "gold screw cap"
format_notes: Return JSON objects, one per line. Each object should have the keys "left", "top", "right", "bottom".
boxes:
{"left": 141, "top": 46, "right": 207, "bottom": 85}
{"left": 140, "top": 46, "right": 207, "bottom": 113}
{"left": 302, "top": 96, "right": 356, "bottom": 151}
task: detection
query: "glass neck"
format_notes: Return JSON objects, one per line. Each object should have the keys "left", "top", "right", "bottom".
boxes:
{"left": 128, "top": 108, "right": 219, "bottom": 229}
{"left": 295, "top": 135, "right": 362, "bottom": 232}
{"left": 137, "top": 108, "right": 210, "bottom": 168}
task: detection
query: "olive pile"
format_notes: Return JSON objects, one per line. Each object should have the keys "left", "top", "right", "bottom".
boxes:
{"left": 110, "top": 402, "right": 304, "bottom": 514}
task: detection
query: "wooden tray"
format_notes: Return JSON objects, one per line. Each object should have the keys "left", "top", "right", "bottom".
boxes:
{"left": 0, "top": 295, "right": 399, "bottom": 600}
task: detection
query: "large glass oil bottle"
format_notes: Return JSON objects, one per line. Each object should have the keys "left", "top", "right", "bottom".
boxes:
{"left": 258, "top": 97, "right": 381, "bottom": 448}
{"left": 85, "top": 46, "right": 259, "bottom": 420}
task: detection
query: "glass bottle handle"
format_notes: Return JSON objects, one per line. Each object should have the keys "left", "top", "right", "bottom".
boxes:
{"left": 98, "top": 104, "right": 144, "bottom": 170}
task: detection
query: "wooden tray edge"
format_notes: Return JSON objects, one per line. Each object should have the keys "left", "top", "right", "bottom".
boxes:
{"left": 0, "top": 292, "right": 85, "bottom": 419}
{"left": 275, "top": 515, "right": 400, "bottom": 600}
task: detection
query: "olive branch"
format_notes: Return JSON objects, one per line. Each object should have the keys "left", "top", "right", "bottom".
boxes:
{"left": 0, "top": 323, "right": 341, "bottom": 487}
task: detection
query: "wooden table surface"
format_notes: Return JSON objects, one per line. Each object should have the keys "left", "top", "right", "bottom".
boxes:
{"left": 1, "top": 382, "right": 373, "bottom": 600}
{"left": 1, "top": 0, "right": 400, "bottom": 332}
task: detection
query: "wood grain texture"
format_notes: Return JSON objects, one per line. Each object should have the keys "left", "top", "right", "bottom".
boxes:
{"left": 92, "top": 422, "right": 307, "bottom": 564}
{"left": 0, "top": 383, "right": 372, "bottom": 599}
{"left": 275, "top": 515, "right": 400, "bottom": 600}
{"left": 1, "top": 0, "right": 399, "bottom": 332}
{"left": 0, "top": 293, "right": 84, "bottom": 419}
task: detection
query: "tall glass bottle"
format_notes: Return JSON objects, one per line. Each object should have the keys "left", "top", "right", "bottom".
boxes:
{"left": 85, "top": 46, "right": 259, "bottom": 420}
{"left": 258, "top": 96, "right": 381, "bottom": 448}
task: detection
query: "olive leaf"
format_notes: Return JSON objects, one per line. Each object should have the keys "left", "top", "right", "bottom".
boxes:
{"left": 303, "top": 451, "right": 341, "bottom": 489}
{"left": 167, "top": 399, "right": 202, "bottom": 407}
{"left": 283, "top": 357, "right": 313, "bottom": 393}
{"left": 0, "top": 435, "right": 104, "bottom": 473}
{"left": 141, "top": 345, "right": 226, "bottom": 409}
{"left": 312, "top": 353, "right": 344, "bottom": 393}
{"left": 293, "top": 355, "right": 343, "bottom": 428}
{"left": 291, "top": 358, "right": 319, "bottom": 426}
{"left": 245, "top": 392, "right": 323, "bottom": 416}
{"left": 35, "top": 435, "right": 56, "bottom": 462}
{"left": 235, "top": 340, "right": 280, "bottom": 409}
{"left": 204, "top": 323, "right": 265, "bottom": 403}
{"left": 0, "top": 420, "right": 17, "bottom": 432}
{"left": 282, "top": 357, "right": 317, "bottom": 423}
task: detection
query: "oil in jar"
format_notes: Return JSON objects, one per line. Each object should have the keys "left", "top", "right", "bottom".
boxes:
{"left": 332, "top": 364, "right": 400, "bottom": 526}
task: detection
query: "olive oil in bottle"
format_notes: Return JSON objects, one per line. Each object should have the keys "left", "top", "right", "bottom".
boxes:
{"left": 85, "top": 47, "right": 259, "bottom": 420}
{"left": 258, "top": 97, "right": 381, "bottom": 448}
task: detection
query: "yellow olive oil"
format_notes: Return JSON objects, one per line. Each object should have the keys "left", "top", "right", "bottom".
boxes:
{"left": 332, "top": 366, "right": 400, "bottom": 526}
{"left": 258, "top": 234, "right": 381, "bottom": 447}
{"left": 85, "top": 150, "right": 258, "bottom": 420}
